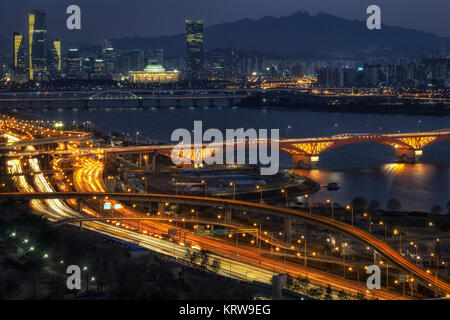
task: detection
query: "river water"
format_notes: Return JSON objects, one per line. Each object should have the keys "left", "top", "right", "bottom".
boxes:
{"left": 19, "top": 102, "right": 450, "bottom": 212}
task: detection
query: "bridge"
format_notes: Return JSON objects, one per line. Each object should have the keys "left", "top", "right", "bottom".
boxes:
{"left": 0, "top": 89, "right": 251, "bottom": 109}
{"left": 0, "top": 191, "right": 449, "bottom": 296}
{"left": 101, "top": 129, "right": 450, "bottom": 167}
{"left": 0, "top": 133, "right": 93, "bottom": 150}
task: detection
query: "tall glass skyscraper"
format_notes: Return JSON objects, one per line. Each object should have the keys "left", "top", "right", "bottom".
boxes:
{"left": 48, "top": 39, "right": 62, "bottom": 78}
{"left": 12, "top": 32, "right": 27, "bottom": 81}
{"left": 29, "top": 10, "right": 47, "bottom": 80}
{"left": 185, "top": 20, "right": 204, "bottom": 81}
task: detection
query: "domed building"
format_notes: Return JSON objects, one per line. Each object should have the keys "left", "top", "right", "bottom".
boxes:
{"left": 129, "top": 64, "right": 180, "bottom": 83}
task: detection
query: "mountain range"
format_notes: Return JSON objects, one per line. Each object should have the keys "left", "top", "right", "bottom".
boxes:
{"left": 110, "top": 11, "right": 450, "bottom": 58}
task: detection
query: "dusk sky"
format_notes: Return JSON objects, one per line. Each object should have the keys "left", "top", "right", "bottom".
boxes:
{"left": 0, "top": 0, "right": 449, "bottom": 43}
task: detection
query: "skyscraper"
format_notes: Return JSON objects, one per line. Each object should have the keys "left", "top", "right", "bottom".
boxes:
{"left": 29, "top": 10, "right": 47, "bottom": 80}
{"left": 48, "top": 39, "right": 62, "bottom": 78}
{"left": 12, "top": 32, "right": 27, "bottom": 82}
{"left": 66, "top": 48, "right": 81, "bottom": 78}
{"left": 185, "top": 20, "right": 204, "bottom": 81}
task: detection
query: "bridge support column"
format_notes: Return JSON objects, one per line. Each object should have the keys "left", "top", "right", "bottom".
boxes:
{"left": 138, "top": 99, "right": 143, "bottom": 108}
{"left": 28, "top": 100, "right": 33, "bottom": 109}
{"left": 284, "top": 215, "right": 292, "bottom": 244}
{"left": 192, "top": 99, "right": 198, "bottom": 107}
{"left": 225, "top": 209, "right": 232, "bottom": 225}
{"left": 79, "top": 221, "right": 83, "bottom": 231}
{"left": 84, "top": 100, "right": 89, "bottom": 109}
{"left": 175, "top": 100, "right": 181, "bottom": 108}
{"left": 156, "top": 100, "right": 161, "bottom": 108}
{"left": 152, "top": 153, "right": 157, "bottom": 172}
{"left": 395, "top": 148, "right": 419, "bottom": 163}
{"left": 77, "top": 199, "right": 83, "bottom": 213}
{"left": 157, "top": 202, "right": 165, "bottom": 214}
{"left": 228, "top": 98, "right": 234, "bottom": 107}
{"left": 291, "top": 154, "right": 318, "bottom": 169}
{"left": 45, "top": 100, "right": 51, "bottom": 109}
{"left": 209, "top": 99, "right": 214, "bottom": 107}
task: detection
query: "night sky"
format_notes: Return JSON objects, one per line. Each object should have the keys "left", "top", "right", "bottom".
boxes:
{"left": 0, "top": 0, "right": 448, "bottom": 43}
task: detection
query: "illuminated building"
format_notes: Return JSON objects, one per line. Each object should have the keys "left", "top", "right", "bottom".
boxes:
{"left": 66, "top": 49, "right": 81, "bottom": 78}
{"left": 103, "top": 47, "right": 117, "bottom": 74}
{"left": 185, "top": 20, "right": 204, "bottom": 81}
{"left": 12, "top": 32, "right": 27, "bottom": 82}
{"left": 29, "top": 10, "right": 47, "bottom": 80}
{"left": 129, "top": 64, "right": 179, "bottom": 83}
{"left": 48, "top": 39, "right": 62, "bottom": 78}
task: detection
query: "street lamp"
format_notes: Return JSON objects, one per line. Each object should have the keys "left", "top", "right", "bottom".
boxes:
{"left": 379, "top": 220, "right": 387, "bottom": 243}
{"left": 304, "top": 194, "right": 312, "bottom": 215}
{"left": 201, "top": 179, "right": 207, "bottom": 197}
{"left": 345, "top": 205, "right": 354, "bottom": 226}
{"left": 281, "top": 189, "right": 288, "bottom": 208}
{"left": 135, "top": 131, "right": 139, "bottom": 145}
{"left": 363, "top": 212, "right": 372, "bottom": 233}
{"left": 229, "top": 182, "right": 236, "bottom": 200}
{"left": 256, "top": 185, "right": 263, "bottom": 203}
{"left": 326, "top": 199, "right": 334, "bottom": 220}
{"left": 393, "top": 229, "right": 402, "bottom": 254}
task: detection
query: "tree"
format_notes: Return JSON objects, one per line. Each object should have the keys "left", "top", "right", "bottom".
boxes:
{"left": 209, "top": 258, "right": 221, "bottom": 273}
{"left": 351, "top": 197, "right": 368, "bottom": 212}
{"left": 430, "top": 205, "right": 443, "bottom": 215}
{"left": 324, "top": 285, "right": 333, "bottom": 300}
{"left": 387, "top": 198, "right": 401, "bottom": 211}
{"left": 338, "top": 290, "right": 348, "bottom": 300}
{"left": 199, "top": 250, "right": 210, "bottom": 270}
{"left": 367, "top": 200, "right": 381, "bottom": 214}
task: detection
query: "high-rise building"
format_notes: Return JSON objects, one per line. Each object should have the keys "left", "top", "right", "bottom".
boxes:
{"left": 185, "top": 20, "right": 204, "bottom": 81}
{"left": 48, "top": 39, "right": 62, "bottom": 78}
{"left": 103, "top": 47, "right": 117, "bottom": 75}
{"left": 66, "top": 48, "right": 81, "bottom": 78}
{"left": 12, "top": 32, "right": 27, "bottom": 82}
{"left": 29, "top": 10, "right": 47, "bottom": 80}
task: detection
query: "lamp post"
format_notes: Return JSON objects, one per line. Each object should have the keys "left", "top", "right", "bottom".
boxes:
{"left": 229, "top": 182, "right": 236, "bottom": 200}
{"left": 363, "top": 212, "right": 372, "bottom": 233}
{"left": 346, "top": 205, "right": 354, "bottom": 226}
{"left": 201, "top": 180, "right": 207, "bottom": 197}
{"left": 135, "top": 131, "right": 139, "bottom": 145}
{"left": 379, "top": 220, "right": 387, "bottom": 243}
{"left": 305, "top": 194, "right": 312, "bottom": 215}
{"left": 326, "top": 199, "right": 334, "bottom": 220}
{"left": 172, "top": 178, "right": 178, "bottom": 195}
{"left": 281, "top": 189, "right": 288, "bottom": 208}
{"left": 141, "top": 176, "right": 147, "bottom": 192}
{"left": 256, "top": 185, "right": 263, "bottom": 203}
{"left": 394, "top": 229, "right": 402, "bottom": 254}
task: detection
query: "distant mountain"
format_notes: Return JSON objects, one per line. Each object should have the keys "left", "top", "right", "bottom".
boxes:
{"left": 110, "top": 11, "right": 450, "bottom": 57}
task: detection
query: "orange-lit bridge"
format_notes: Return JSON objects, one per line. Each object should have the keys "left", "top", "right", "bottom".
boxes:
{"left": 102, "top": 129, "right": 450, "bottom": 167}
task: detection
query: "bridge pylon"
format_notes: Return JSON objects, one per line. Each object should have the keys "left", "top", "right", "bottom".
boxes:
{"left": 291, "top": 154, "right": 319, "bottom": 169}
{"left": 394, "top": 148, "right": 420, "bottom": 163}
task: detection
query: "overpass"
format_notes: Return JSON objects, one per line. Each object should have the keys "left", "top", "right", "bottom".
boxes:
{"left": 0, "top": 191, "right": 449, "bottom": 296}
{"left": 0, "top": 133, "right": 93, "bottom": 150}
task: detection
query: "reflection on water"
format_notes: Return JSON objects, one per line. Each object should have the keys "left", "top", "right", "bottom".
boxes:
{"left": 294, "top": 162, "right": 449, "bottom": 212}
{"left": 20, "top": 105, "right": 450, "bottom": 212}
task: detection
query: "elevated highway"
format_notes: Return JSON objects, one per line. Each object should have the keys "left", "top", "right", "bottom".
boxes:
{"left": 0, "top": 191, "right": 449, "bottom": 296}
